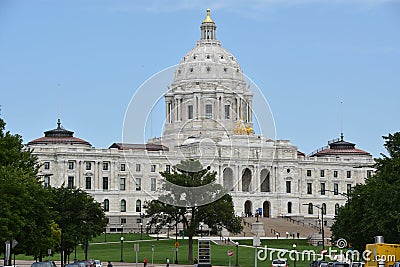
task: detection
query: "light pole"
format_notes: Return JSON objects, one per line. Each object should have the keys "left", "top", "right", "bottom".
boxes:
{"left": 293, "top": 244, "right": 297, "bottom": 267}
{"left": 303, "top": 203, "right": 325, "bottom": 255}
{"left": 200, "top": 222, "right": 204, "bottom": 238}
{"left": 120, "top": 236, "right": 124, "bottom": 262}
{"left": 140, "top": 223, "right": 143, "bottom": 240}
{"left": 166, "top": 223, "right": 170, "bottom": 238}
{"left": 235, "top": 242, "right": 239, "bottom": 266}
{"left": 156, "top": 223, "right": 160, "bottom": 240}
{"left": 175, "top": 214, "right": 179, "bottom": 264}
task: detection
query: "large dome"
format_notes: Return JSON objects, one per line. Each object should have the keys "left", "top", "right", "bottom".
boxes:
{"left": 162, "top": 9, "right": 253, "bottom": 147}
{"left": 172, "top": 9, "right": 245, "bottom": 89}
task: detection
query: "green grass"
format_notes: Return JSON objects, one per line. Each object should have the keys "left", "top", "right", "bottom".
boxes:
{"left": 17, "top": 234, "right": 327, "bottom": 267}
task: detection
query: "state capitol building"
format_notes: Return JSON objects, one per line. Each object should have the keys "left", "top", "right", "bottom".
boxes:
{"left": 27, "top": 10, "right": 375, "bottom": 234}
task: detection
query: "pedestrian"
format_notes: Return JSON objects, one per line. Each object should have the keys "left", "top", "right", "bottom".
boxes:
{"left": 144, "top": 257, "right": 148, "bottom": 267}
{"left": 107, "top": 262, "right": 113, "bottom": 267}
{"left": 194, "top": 257, "right": 198, "bottom": 267}
{"left": 166, "top": 258, "right": 170, "bottom": 267}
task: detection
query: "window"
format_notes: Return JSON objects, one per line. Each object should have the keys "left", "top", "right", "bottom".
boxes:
{"left": 224, "top": 105, "right": 230, "bottom": 119}
{"left": 188, "top": 105, "right": 193, "bottom": 120}
{"left": 104, "top": 199, "right": 109, "bottom": 212}
{"left": 120, "top": 178, "right": 126, "bottom": 191}
{"left": 286, "top": 181, "right": 291, "bottom": 193}
{"left": 103, "top": 177, "right": 109, "bottom": 190}
{"left": 367, "top": 170, "right": 373, "bottom": 178}
{"left": 307, "top": 183, "right": 312, "bottom": 194}
{"left": 86, "top": 162, "right": 91, "bottom": 170}
{"left": 322, "top": 203, "right": 326, "bottom": 215}
{"left": 151, "top": 178, "right": 157, "bottom": 191}
{"left": 333, "top": 183, "right": 339, "bottom": 195}
{"left": 308, "top": 203, "right": 313, "bottom": 214}
{"left": 307, "top": 170, "right": 312, "bottom": 177}
{"left": 44, "top": 175, "right": 50, "bottom": 188}
{"left": 136, "top": 178, "right": 141, "bottom": 191}
{"left": 347, "top": 171, "right": 352, "bottom": 178}
{"left": 103, "top": 162, "right": 109, "bottom": 171}
{"left": 205, "top": 104, "right": 212, "bottom": 119}
{"left": 136, "top": 164, "right": 141, "bottom": 172}
{"left": 85, "top": 177, "right": 91, "bottom": 190}
{"left": 151, "top": 165, "right": 156, "bottom": 172}
{"left": 335, "top": 203, "right": 340, "bottom": 215}
{"left": 347, "top": 184, "right": 352, "bottom": 195}
{"left": 287, "top": 202, "right": 292, "bottom": 214}
{"left": 44, "top": 162, "right": 50, "bottom": 170}
{"left": 333, "top": 170, "right": 338, "bottom": 178}
{"left": 166, "top": 165, "right": 171, "bottom": 173}
{"left": 121, "top": 218, "right": 127, "bottom": 224}
{"left": 136, "top": 200, "right": 142, "bottom": 212}
{"left": 68, "top": 161, "right": 74, "bottom": 170}
{"left": 121, "top": 200, "right": 126, "bottom": 212}
{"left": 120, "top": 164, "right": 126, "bottom": 171}
{"left": 320, "top": 183, "right": 326, "bottom": 195}
{"left": 67, "top": 176, "right": 74, "bottom": 188}
{"left": 320, "top": 170, "right": 325, "bottom": 177}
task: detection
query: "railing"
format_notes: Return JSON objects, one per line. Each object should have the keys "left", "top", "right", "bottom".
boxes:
{"left": 282, "top": 215, "right": 321, "bottom": 231}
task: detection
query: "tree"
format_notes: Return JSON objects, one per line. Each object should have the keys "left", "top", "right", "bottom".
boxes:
{"left": 50, "top": 186, "right": 107, "bottom": 265}
{"left": 144, "top": 160, "right": 243, "bottom": 263}
{"left": 0, "top": 117, "right": 53, "bottom": 263}
{"left": 331, "top": 133, "right": 400, "bottom": 250}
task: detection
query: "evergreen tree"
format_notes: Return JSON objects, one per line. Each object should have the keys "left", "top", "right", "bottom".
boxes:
{"left": 144, "top": 159, "right": 243, "bottom": 263}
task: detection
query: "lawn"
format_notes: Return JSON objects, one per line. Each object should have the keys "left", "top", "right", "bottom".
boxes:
{"left": 17, "top": 234, "right": 327, "bottom": 267}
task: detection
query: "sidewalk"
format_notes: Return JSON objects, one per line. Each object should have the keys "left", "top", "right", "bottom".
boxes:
{"left": 15, "top": 260, "right": 199, "bottom": 267}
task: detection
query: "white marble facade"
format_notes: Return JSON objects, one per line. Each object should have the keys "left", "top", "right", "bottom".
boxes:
{"left": 28, "top": 10, "right": 375, "bottom": 232}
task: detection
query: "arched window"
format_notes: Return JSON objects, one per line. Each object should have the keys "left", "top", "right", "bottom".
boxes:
{"left": 223, "top": 168, "right": 234, "bottom": 191}
{"left": 308, "top": 203, "right": 313, "bottom": 214}
{"left": 287, "top": 202, "right": 292, "bottom": 214}
{"left": 121, "top": 199, "right": 126, "bottom": 212}
{"left": 136, "top": 200, "right": 142, "bottom": 212}
{"left": 322, "top": 203, "right": 327, "bottom": 215}
{"left": 103, "top": 199, "right": 109, "bottom": 212}
{"left": 335, "top": 203, "right": 340, "bottom": 215}
{"left": 242, "top": 168, "right": 252, "bottom": 192}
{"left": 260, "top": 169, "right": 270, "bottom": 192}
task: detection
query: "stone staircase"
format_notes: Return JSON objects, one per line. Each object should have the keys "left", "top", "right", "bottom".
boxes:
{"left": 229, "top": 217, "right": 332, "bottom": 239}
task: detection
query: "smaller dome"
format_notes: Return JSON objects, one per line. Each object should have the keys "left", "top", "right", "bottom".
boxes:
{"left": 309, "top": 135, "right": 370, "bottom": 157}
{"left": 28, "top": 119, "right": 91, "bottom": 147}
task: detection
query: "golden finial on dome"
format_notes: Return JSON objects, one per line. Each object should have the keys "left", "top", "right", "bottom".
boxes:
{"left": 203, "top": 8, "right": 214, "bottom": 23}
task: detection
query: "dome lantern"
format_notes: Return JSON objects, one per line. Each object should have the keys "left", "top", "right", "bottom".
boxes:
{"left": 200, "top": 9, "right": 217, "bottom": 41}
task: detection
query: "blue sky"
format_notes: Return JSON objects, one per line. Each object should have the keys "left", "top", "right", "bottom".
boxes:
{"left": 1, "top": 0, "right": 399, "bottom": 157}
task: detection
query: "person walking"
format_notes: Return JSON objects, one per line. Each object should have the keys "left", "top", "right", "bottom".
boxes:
{"left": 166, "top": 258, "right": 170, "bottom": 267}
{"left": 194, "top": 257, "right": 198, "bottom": 267}
{"left": 143, "top": 257, "right": 148, "bottom": 267}
{"left": 107, "top": 262, "right": 112, "bottom": 267}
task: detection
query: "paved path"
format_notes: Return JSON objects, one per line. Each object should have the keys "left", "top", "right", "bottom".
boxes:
{"left": 14, "top": 260, "right": 206, "bottom": 267}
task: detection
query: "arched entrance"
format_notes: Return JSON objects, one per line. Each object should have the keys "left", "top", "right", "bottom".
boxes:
{"left": 223, "top": 167, "right": 234, "bottom": 191}
{"left": 244, "top": 200, "right": 253, "bottom": 217}
{"left": 242, "top": 168, "right": 252, "bottom": 192}
{"left": 263, "top": 201, "right": 270, "bottom": 217}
